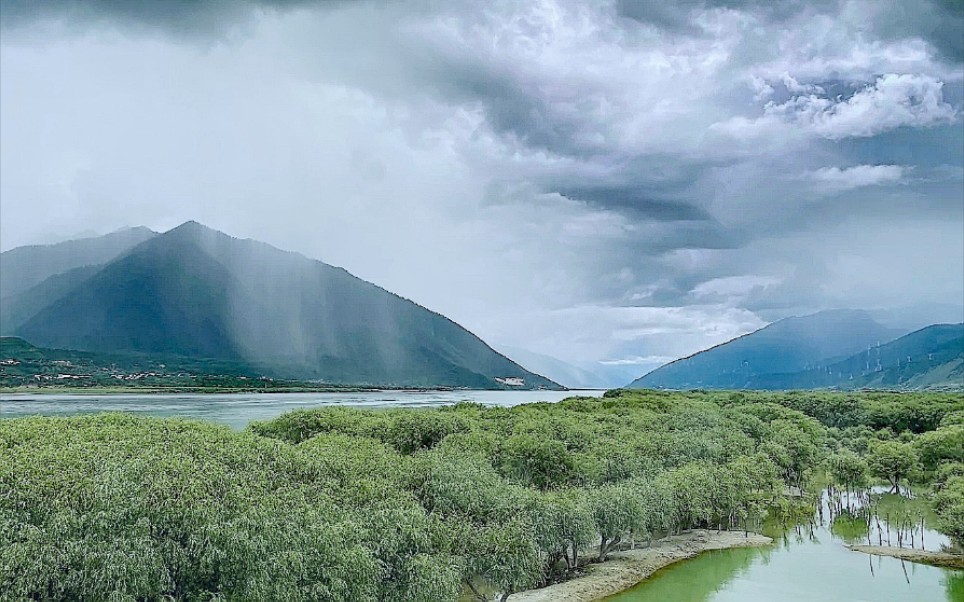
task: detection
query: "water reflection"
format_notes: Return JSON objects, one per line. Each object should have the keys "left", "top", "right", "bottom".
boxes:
{"left": 822, "top": 485, "right": 951, "bottom": 552}
{"left": 605, "top": 488, "right": 961, "bottom": 602}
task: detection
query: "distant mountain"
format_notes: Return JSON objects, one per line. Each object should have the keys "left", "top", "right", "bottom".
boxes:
{"left": 749, "top": 323, "right": 963, "bottom": 390}
{"left": 629, "top": 309, "right": 904, "bottom": 389}
{"left": 3, "top": 222, "right": 559, "bottom": 389}
{"left": 498, "top": 346, "right": 612, "bottom": 389}
{"left": 0, "top": 226, "right": 156, "bottom": 300}
{"left": 1, "top": 265, "right": 102, "bottom": 333}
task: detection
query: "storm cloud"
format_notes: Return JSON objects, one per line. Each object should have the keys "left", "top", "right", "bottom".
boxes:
{"left": 2, "top": 0, "right": 962, "bottom": 380}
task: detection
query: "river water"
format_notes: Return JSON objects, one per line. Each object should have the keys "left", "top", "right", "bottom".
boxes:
{"left": 0, "top": 389, "right": 604, "bottom": 429}
{"left": 605, "top": 489, "right": 963, "bottom": 602}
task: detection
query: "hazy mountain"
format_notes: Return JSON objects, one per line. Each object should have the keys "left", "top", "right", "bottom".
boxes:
{"left": 0, "top": 226, "right": 156, "bottom": 300}
{"left": 629, "top": 309, "right": 904, "bottom": 389}
{"left": 497, "top": 346, "right": 613, "bottom": 389}
{"left": 1, "top": 265, "right": 103, "bottom": 333}
{"left": 6, "top": 222, "right": 559, "bottom": 389}
{"left": 749, "top": 323, "right": 963, "bottom": 390}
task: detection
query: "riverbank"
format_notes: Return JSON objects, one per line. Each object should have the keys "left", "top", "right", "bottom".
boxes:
{"left": 847, "top": 545, "right": 964, "bottom": 569}
{"left": 507, "top": 530, "right": 773, "bottom": 602}
{"left": 1, "top": 385, "right": 379, "bottom": 395}
{"left": 0, "top": 385, "right": 566, "bottom": 396}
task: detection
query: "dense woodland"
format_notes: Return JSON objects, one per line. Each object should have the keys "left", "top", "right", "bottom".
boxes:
{"left": 1, "top": 390, "right": 962, "bottom": 601}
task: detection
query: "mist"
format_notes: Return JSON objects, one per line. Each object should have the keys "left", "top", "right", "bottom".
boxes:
{"left": 1, "top": 0, "right": 962, "bottom": 378}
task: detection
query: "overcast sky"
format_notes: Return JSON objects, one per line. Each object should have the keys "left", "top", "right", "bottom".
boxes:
{"left": 1, "top": 0, "right": 962, "bottom": 375}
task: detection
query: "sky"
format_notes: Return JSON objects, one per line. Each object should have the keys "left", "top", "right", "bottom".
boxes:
{"left": 1, "top": 0, "right": 962, "bottom": 380}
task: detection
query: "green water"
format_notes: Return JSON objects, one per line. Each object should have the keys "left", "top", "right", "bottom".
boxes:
{"left": 605, "top": 493, "right": 963, "bottom": 602}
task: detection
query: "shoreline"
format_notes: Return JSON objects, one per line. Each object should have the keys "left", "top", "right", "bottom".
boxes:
{"left": 0, "top": 387, "right": 380, "bottom": 396}
{"left": 847, "top": 545, "right": 964, "bottom": 569}
{"left": 508, "top": 529, "right": 772, "bottom": 602}
{"left": 0, "top": 386, "right": 578, "bottom": 397}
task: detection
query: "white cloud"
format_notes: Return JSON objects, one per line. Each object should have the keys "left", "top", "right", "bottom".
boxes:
{"left": 781, "top": 73, "right": 824, "bottom": 95}
{"left": 806, "top": 164, "right": 909, "bottom": 193}
{"left": 691, "top": 275, "right": 781, "bottom": 302}
{"left": 599, "top": 355, "right": 676, "bottom": 366}
{"left": 715, "top": 74, "right": 958, "bottom": 142}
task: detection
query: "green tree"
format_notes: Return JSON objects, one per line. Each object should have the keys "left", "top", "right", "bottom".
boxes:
{"left": 826, "top": 451, "right": 869, "bottom": 495}
{"left": 867, "top": 440, "right": 921, "bottom": 494}
{"left": 589, "top": 482, "right": 648, "bottom": 561}
{"left": 933, "top": 473, "right": 964, "bottom": 548}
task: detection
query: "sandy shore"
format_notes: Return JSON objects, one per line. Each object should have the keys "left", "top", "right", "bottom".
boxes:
{"left": 508, "top": 530, "right": 773, "bottom": 602}
{"left": 847, "top": 545, "right": 964, "bottom": 569}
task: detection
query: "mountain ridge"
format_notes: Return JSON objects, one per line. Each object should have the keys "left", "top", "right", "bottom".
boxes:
{"left": 629, "top": 309, "right": 905, "bottom": 389}
{"left": 0, "top": 226, "right": 157, "bottom": 300}
{"left": 629, "top": 314, "right": 961, "bottom": 391}
{"left": 747, "top": 323, "right": 963, "bottom": 390}
{"left": 5, "top": 222, "right": 560, "bottom": 389}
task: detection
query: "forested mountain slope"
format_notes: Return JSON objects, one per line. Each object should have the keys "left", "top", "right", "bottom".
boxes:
{"left": 5, "top": 222, "right": 558, "bottom": 389}
{"left": 630, "top": 310, "right": 903, "bottom": 389}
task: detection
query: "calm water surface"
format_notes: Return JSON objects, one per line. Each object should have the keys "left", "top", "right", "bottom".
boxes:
{"left": 0, "top": 389, "right": 604, "bottom": 429}
{"left": 606, "top": 489, "right": 963, "bottom": 602}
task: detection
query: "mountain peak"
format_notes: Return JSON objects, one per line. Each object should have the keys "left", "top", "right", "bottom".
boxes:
{"left": 153, "top": 221, "right": 235, "bottom": 250}
{"left": 4, "top": 224, "right": 561, "bottom": 389}
{"left": 166, "top": 220, "right": 218, "bottom": 235}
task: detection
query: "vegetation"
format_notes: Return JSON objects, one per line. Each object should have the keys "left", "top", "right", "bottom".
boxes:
{"left": 0, "top": 336, "right": 307, "bottom": 390}
{"left": 2, "top": 389, "right": 962, "bottom": 601}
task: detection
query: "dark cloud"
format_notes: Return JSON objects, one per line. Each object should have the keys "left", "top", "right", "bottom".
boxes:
{"left": 1, "top": 0, "right": 961, "bottom": 366}
{"left": 558, "top": 190, "right": 711, "bottom": 221}
{"left": 0, "top": 0, "right": 326, "bottom": 38}
{"left": 867, "top": 0, "right": 964, "bottom": 63}
{"left": 616, "top": 0, "right": 963, "bottom": 63}
{"left": 615, "top": 0, "right": 838, "bottom": 32}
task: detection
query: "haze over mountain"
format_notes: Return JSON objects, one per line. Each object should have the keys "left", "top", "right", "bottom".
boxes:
{"left": 748, "top": 323, "right": 964, "bottom": 390}
{"left": 1, "top": 222, "right": 559, "bottom": 389}
{"left": 2, "top": 1, "right": 961, "bottom": 369}
{"left": 629, "top": 310, "right": 906, "bottom": 390}
{"left": 0, "top": 226, "right": 156, "bottom": 300}
{"left": 497, "top": 345, "right": 617, "bottom": 389}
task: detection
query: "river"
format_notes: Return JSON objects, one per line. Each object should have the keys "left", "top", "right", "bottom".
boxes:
{"left": 605, "top": 488, "right": 963, "bottom": 602}
{"left": 0, "top": 389, "right": 604, "bottom": 429}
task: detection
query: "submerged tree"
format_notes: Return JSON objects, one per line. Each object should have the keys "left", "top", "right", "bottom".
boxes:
{"left": 868, "top": 441, "right": 921, "bottom": 494}
{"left": 827, "top": 451, "right": 869, "bottom": 499}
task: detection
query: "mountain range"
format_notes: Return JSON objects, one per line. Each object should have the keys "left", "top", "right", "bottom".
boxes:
{"left": 629, "top": 310, "right": 963, "bottom": 391}
{"left": 1, "top": 222, "right": 559, "bottom": 389}
{"left": 3, "top": 224, "right": 960, "bottom": 392}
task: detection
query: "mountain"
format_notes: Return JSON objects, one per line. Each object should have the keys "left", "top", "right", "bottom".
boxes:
{"left": 498, "top": 346, "right": 613, "bottom": 389}
{"left": 1, "top": 265, "right": 103, "bottom": 333}
{"left": 0, "top": 226, "right": 156, "bottom": 300}
{"left": 749, "top": 323, "right": 963, "bottom": 390}
{"left": 4, "top": 222, "right": 559, "bottom": 389}
{"left": 629, "top": 309, "right": 904, "bottom": 389}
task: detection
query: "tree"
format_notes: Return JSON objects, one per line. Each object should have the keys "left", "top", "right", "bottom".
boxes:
{"left": 499, "top": 434, "right": 578, "bottom": 491}
{"left": 933, "top": 473, "right": 964, "bottom": 548}
{"left": 914, "top": 425, "right": 964, "bottom": 471}
{"left": 867, "top": 441, "right": 921, "bottom": 494}
{"left": 826, "top": 451, "right": 869, "bottom": 495}
{"left": 462, "top": 519, "right": 542, "bottom": 602}
{"left": 589, "top": 483, "right": 648, "bottom": 561}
